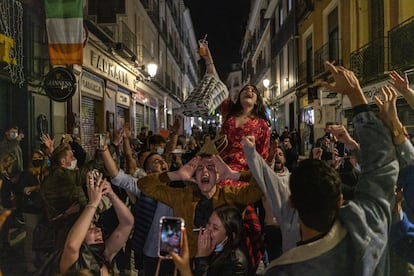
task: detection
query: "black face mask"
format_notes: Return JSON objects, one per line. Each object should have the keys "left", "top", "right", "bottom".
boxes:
{"left": 32, "top": 159, "right": 44, "bottom": 167}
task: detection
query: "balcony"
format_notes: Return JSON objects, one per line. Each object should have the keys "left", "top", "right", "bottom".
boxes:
{"left": 115, "top": 21, "right": 137, "bottom": 59}
{"left": 296, "top": 0, "right": 314, "bottom": 23}
{"left": 350, "top": 37, "right": 387, "bottom": 84}
{"left": 314, "top": 40, "right": 341, "bottom": 78}
{"left": 389, "top": 16, "right": 414, "bottom": 71}
{"left": 297, "top": 61, "right": 312, "bottom": 87}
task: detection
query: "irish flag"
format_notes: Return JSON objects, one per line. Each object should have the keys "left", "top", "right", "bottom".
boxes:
{"left": 45, "top": 0, "right": 83, "bottom": 65}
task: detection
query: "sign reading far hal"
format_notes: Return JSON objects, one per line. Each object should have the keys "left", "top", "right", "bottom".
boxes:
{"left": 44, "top": 67, "right": 77, "bottom": 102}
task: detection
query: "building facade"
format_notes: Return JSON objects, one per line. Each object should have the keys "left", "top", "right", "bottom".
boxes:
{"left": 1, "top": 0, "right": 199, "bottom": 163}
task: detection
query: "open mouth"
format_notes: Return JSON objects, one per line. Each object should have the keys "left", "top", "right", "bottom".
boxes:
{"left": 201, "top": 176, "right": 210, "bottom": 185}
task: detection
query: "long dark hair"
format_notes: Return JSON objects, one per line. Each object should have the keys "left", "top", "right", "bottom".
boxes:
{"left": 224, "top": 84, "right": 270, "bottom": 126}
{"left": 211, "top": 205, "right": 251, "bottom": 269}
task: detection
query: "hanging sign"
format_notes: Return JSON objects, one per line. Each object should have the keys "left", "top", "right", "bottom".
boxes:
{"left": 44, "top": 67, "right": 77, "bottom": 102}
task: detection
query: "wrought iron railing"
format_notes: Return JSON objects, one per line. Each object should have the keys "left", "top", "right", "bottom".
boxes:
{"left": 350, "top": 37, "right": 387, "bottom": 84}
{"left": 314, "top": 39, "right": 340, "bottom": 77}
{"left": 389, "top": 16, "right": 414, "bottom": 70}
{"left": 120, "top": 21, "right": 137, "bottom": 56}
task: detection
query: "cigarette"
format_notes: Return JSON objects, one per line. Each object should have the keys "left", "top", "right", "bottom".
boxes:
{"left": 192, "top": 227, "right": 205, "bottom": 232}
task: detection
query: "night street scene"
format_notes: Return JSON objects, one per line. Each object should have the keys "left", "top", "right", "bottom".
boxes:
{"left": 1, "top": 0, "right": 414, "bottom": 275}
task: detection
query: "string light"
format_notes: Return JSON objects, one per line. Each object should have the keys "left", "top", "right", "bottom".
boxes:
{"left": 0, "top": 0, "right": 24, "bottom": 86}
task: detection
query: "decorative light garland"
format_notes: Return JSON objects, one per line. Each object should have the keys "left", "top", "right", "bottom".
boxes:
{"left": 0, "top": 0, "right": 24, "bottom": 87}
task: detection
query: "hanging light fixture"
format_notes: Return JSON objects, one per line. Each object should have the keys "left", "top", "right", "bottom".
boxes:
{"left": 147, "top": 61, "right": 158, "bottom": 78}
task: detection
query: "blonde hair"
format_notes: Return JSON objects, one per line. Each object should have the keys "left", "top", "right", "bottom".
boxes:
{"left": 0, "top": 152, "right": 16, "bottom": 174}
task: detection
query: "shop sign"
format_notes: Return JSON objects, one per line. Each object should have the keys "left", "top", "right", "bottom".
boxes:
{"left": 44, "top": 67, "right": 76, "bottom": 102}
{"left": 117, "top": 88, "right": 130, "bottom": 107}
{"left": 0, "top": 33, "right": 16, "bottom": 64}
{"left": 81, "top": 71, "right": 104, "bottom": 99}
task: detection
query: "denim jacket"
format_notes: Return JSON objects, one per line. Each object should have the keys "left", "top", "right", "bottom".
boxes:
{"left": 265, "top": 108, "right": 399, "bottom": 275}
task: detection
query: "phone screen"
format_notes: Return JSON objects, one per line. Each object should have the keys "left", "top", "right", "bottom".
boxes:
{"left": 159, "top": 216, "right": 184, "bottom": 258}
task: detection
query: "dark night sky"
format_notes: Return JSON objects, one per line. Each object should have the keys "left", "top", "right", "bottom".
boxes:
{"left": 183, "top": 0, "right": 250, "bottom": 79}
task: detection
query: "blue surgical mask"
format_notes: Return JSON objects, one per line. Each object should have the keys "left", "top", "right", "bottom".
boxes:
{"left": 354, "top": 163, "right": 361, "bottom": 173}
{"left": 157, "top": 147, "right": 164, "bottom": 155}
{"left": 214, "top": 238, "right": 228, "bottom": 253}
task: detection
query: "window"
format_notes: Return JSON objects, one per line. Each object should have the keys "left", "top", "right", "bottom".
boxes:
{"left": 328, "top": 7, "right": 339, "bottom": 62}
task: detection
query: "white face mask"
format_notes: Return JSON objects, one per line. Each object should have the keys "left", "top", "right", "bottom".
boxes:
{"left": 67, "top": 159, "right": 77, "bottom": 170}
{"left": 8, "top": 132, "right": 18, "bottom": 140}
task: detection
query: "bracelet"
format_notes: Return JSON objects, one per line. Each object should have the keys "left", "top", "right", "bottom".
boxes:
{"left": 206, "top": 62, "right": 214, "bottom": 66}
{"left": 85, "top": 204, "right": 98, "bottom": 210}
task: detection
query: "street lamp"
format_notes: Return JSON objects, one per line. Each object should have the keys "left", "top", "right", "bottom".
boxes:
{"left": 263, "top": 78, "right": 270, "bottom": 89}
{"left": 147, "top": 61, "right": 158, "bottom": 78}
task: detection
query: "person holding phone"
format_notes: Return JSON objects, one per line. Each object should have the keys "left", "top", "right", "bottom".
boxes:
{"left": 170, "top": 205, "right": 250, "bottom": 276}
{"left": 59, "top": 171, "right": 133, "bottom": 275}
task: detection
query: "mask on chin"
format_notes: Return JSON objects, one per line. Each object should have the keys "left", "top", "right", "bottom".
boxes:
{"left": 214, "top": 237, "right": 228, "bottom": 253}
{"left": 67, "top": 160, "right": 77, "bottom": 170}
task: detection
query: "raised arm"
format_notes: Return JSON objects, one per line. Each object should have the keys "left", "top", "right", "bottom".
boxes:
{"left": 123, "top": 127, "right": 137, "bottom": 175}
{"left": 60, "top": 172, "right": 103, "bottom": 273}
{"left": 324, "top": 62, "right": 398, "bottom": 220}
{"left": 199, "top": 43, "right": 219, "bottom": 79}
{"left": 373, "top": 86, "right": 414, "bottom": 168}
{"left": 102, "top": 180, "right": 134, "bottom": 261}
{"left": 101, "top": 146, "right": 119, "bottom": 177}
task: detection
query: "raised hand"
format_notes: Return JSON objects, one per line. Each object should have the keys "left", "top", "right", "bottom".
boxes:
{"left": 211, "top": 155, "right": 240, "bottom": 182}
{"left": 241, "top": 135, "right": 255, "bottom": 149}
{"left": 373, "top": 86, "right": 399, "bottom": 130}
{"left": 168, "top": 156, "right": 201, "bottom": 182}
{"left": 328, "top": 125, "right": 358, "bottom": 150}
{"left": 388, "top": 70, "right": 414, "bottom": 109}
{"left": 86, "top": 171, "right": 104, "bottom": 206}
{"left": 322, "top": 61, "right": 367, "bottom": 107}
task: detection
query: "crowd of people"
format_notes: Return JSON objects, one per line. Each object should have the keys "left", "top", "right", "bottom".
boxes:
{"left": 0, "top": 43, "right": 414, "bottom": 276}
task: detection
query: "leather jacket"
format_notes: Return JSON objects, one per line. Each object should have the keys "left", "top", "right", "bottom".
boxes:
{"left": 193, "top": 247, "right": 250, "bottom": 276}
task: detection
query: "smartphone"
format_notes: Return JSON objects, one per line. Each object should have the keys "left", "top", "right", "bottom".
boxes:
{"left": 95, "top": 133, "right": 106, "bottom": 150}
{"left": 158, "top": 216, "right": 184, "bottom": 258}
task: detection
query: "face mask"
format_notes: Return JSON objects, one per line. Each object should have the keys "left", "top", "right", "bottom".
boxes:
{"left": 32, "top": 159, "right": 44, "bottom": 167}
{"left": 8, "top": 132, "right": 18, "bottom": 140}
{"left": 157, "top": 147, "right": 164, "bottom": 155}
{"left": 46, "top": 158, "right": 52, "bottom": 168}
{"left": 67, "top": 159, "right": 77, "bottom": 170}
{"left": 84, "top": 243, "right": 106, "bottom": 267}
{"left": 354, "top": 163, "right": 361, "bottom": 173}
{"left": 214, "top": 237, "right": 228, "bottom": 253}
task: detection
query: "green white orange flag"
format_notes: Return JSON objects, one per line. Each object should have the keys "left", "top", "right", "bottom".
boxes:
{"left": 45, "top": 0, "right": 83, "bottom": 65}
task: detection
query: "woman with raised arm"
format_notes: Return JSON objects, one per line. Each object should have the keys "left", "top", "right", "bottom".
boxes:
{"left": 59, "top": 171, "right": 133, "bottom": 275}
